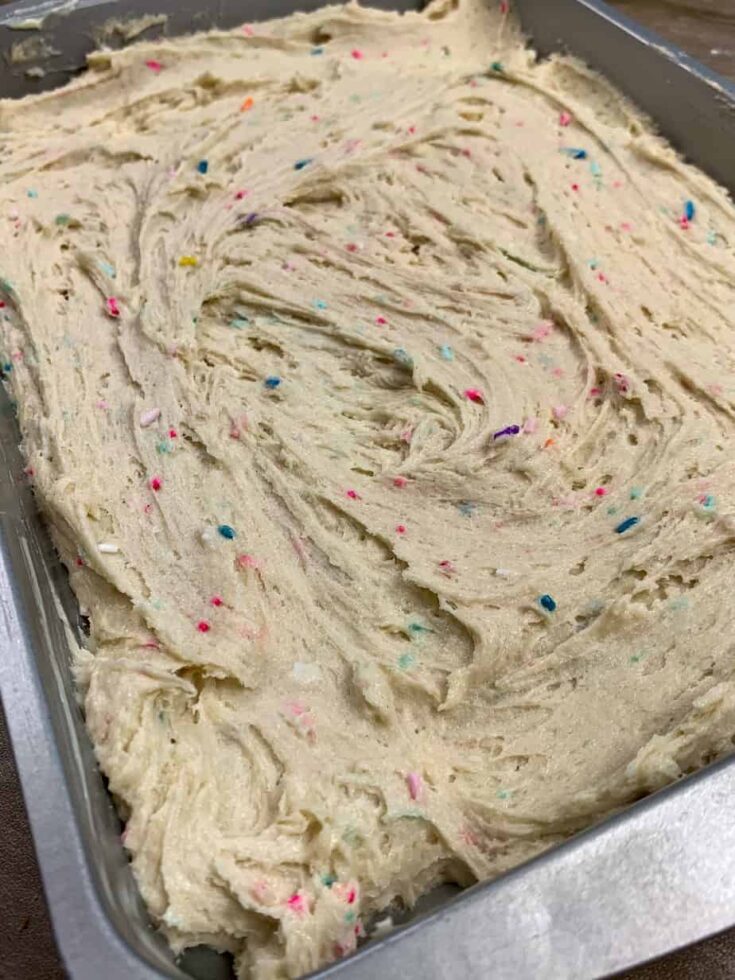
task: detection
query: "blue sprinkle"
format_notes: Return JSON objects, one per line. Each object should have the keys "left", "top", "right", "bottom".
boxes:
{"left": 264, "top": 375, "right": 281, "bottom": 389}
{"left": 197, "top": 160, "right": 209, "bottom": 175}
{"left": 394, "top": 347, "right": 413, "bottom": 368}
{"left": 493, "top": 424, "right": 520, "bottom": 440}
{"left": 311, "top": 46, "right": 324, "bottom": 55}
{"left": 27, "top": 189, "right": 38, "bottom": 199}
{"left": 313, "top": 299, "right": 328, "bottom": 310}
{"left": 560, "top": 147, "right": 588, "bottom": 160}
{"left": 217, "top": 524, "right": 236, "bottom": 540}
{"left": 439, "top": 344, "right": 454, "bottom": 361}
{"left": 684, "top": 200, "right": 695, "bottom": 221}
{"left": 614, "top": 516, "right": 640, "bottom": 534}
{"left": 1, "top": 362, "right": 12, "bottom": 373}
{"left": 538, "top": 594, "right": 557, "bottom": 613}
{"left": 294, "top": 158, "right": 313, "bottom": 171}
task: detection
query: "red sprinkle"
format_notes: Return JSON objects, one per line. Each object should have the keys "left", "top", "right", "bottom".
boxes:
{"left": 196, "top": 620, "right": 210, "bottom": 633}
{"left": 346, "top": 243, "right": 359, "bottom": 253}
{"left": 396, "top": 524, "right": 407, "bottom": 534}
{"left": 464, "top": 388, "right": 485, "bottom": 404}
{"left": 594, "top": 487, "right": 608, "bottom": 497}
{"left": 74, "top": 556, "right": 85, "bottom": 567}
{"left": 105, "top": 297, "right": 121, "bottom": 318}
{"left": 375, "top": 316, "right": 387, "bottom": 325}
{"left": 571, "top": 183, "right": 580, "bottom": 192}
{"left": 168, "top": 428, "right": 178, "bottom": 439}
{"left": 210, "top": 595, "right": 223, "bottom": 607}
{"left": 149, "top": 476, "right": 162, "bottom": 492}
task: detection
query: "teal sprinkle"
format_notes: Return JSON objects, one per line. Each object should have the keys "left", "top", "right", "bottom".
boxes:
{"left": 311, "top": 46, "right": 324, "bottom": 55}
{"left": 496, "top": 789, "right": 512, "bottom": 800}
{"left": 321, "top": 874, "right": 336, "bottom": 888}
{"left": 196, "top": 159, "right": 209, "bottom": 175}
{"left": 99, "top": 260, "right": 116, "bottom": 278}
{"left": 538, "top": 594, "right": 556, "bottom": 613}
{"left": 26, "top": 189, "right": 38, "bottom": 199}
{"left": 229, "top": 317, "right": 248, "bottom": 329}
{"left": 393, "top": 347, "right": 413, "bottom": 368}
{"left": 151, "top": 598, "right": 165, "bottom": 610}
{"left": 1, "top": 362, "right": 12, "bottom": 373}
{"left": 707, "top": 230, "right": 717, "bottom": 245}
{"left": 457, "top": 501, "right": 477, "bottom": 517}
{"left": 702, "top": 494, "right": 716, "bottom": 509}
{"left": 313, "top": 299, "right": 328, "bottom": 310}
{"left": 217, "top": 524, "right": 236, "bottom": 540}
{"left": 590, "top": 161, "right": 602, "bottom": 177}
{"left": 490, "top": 61, "right": 504, "bottom": 73}
{"left": 344, "top": 911, "right": 356, "bottom": 924}
{"left": 55, "top": 213, "right": 71, "bottom": 226}
{"left": 629, "top": 487, "right": 643, "bottom": 500}
{"left": 408, "top": 622, "right": 433, "bottom": 635}
{"left": 587, "top": 259, "right": 599, "bottom": 270}
{"left": 294, "top": 158, "right": 313, "bottom": 170}
{"left": 156, "top": 439, "right": 172, "bottom": 454}
{"left": 439, "top": 344, "right": 454, "bottom": 361}
{"left": 614, "top": 515, "right": 640, "bottom": 534}
{"left": 397, "top": 652, "right": 415, "bottom": 670}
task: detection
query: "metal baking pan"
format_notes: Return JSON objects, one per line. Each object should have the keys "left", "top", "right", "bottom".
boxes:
{"left": 1, "top": 1, "right": 735, "bottom": 978}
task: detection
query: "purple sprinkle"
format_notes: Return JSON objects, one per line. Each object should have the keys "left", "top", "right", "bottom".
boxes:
{"left": 244, "top": 212, "right": 259, "bottom": 226}
{"left": 493, "top": 424, "right": 521, "bottom": 440}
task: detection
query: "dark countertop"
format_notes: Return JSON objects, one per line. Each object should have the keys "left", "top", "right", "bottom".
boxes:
{"left": 2, "top": 2, "right": 735, "bottom": 978}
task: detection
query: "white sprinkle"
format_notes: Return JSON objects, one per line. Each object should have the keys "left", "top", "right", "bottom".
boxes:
{"left": 200, "top": 527, "right": 216, "bottom": 548}
{"left": 292, "top": 661, "right": 322, "bottom": 684}
{"left": 139, "top": 408, "right": 161, "bottom": 428}
{"left": 97, "top": 542, "right": 119, "bottom": 554}
{"left": 495, "top": 568, "right": 512, "bottom": 577}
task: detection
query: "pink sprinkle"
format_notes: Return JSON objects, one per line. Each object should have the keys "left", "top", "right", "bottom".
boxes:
{"left": 346, "top": 888, "right": 357, "bottom": 905}
{"left": 196, "top": 620, "right": 210, "bottom": 633}
{"left": 149, "top": 476, "right": 162, "bottom": 492}
{"left": 679, "top": 216, "right": 690, "bottom": 230}
{"left": 395, "top": 524, "right": 407, "bottom": 535}
{"left": 597, "top": 272, "right": 608, "bottom": 283}
{"left": 551, "top": 367, "right": 565, "bottom": 379}
{"left": 310, "top": 114, "right": 320, "bottom": 123}
{"left": 143, "top": 503, "right": 153, "bottom": 515}
{"left": 145, "top": 59, "right": 163, "bottom": 73}
{"left": 375, "top": 316, "right": 387, "bottom": 325}
{"left": 393, "top": 476, "right": 407, "bottom": 488}
{"left": 242, "top": 24, "right": 254, "bottom": 36}
{"left": 140, "top": 408, "right": 161, "bottom": 428}
{"left": 407, "top": 125, "right": 416, "bottom": 136}
{"left": 346, "top": 489, "right": 361, "bottom": 500}
{"left": 620, "top": 222, "right": 633, "bottom": 232}
{"left": 438, "top": 559, "right": 455, "bottom": 576}
{"left": 236, "top": 553, "right": 260, "bottom": 570}
{"left": 613, "top": 372, "right": 629, "bottom": 394}
{"left": 559, "top": 111, "right": 572, "bottom": 126}
{"left": 589, "top": 386, "right": 602, "bottom": 397}
{"left": 530, "top": 321, "right": 553, "bottom": 342}
{"left": 523, "top": 417, "right": 538, "bottom": 434}
{"left": 594, "top": 486, "right": 608, "bottom": 496}
{"left": 385, "top": 231, "right": 396, "bottom": 238}
{"left": 552, "top": 404, "right": 568, "bottom": 420}
{"left": 105, "top": 297, "right": 121, "bottom": 318}
{"left": 464, "top": 388, "right": 484, "bottom": 404}
{"left": 500, "top": 0, "right": 509, "bottom": 11}
{"left": 96, "top": 399, "right": 109, "bottom": 410}
{"left": 210, "top": 595, "right": 223, "bottom": 607}
{"left": 23, "top": 465, "right": 34, "bottom": 478}
{"left": 406, "top": 771, "right": 424, "bottom": 801}
{"left": 351, "top": 49, "right": 364, "bottom": 60}
{"left": 612, "top": 179, "right": 624, "bottom": 189}
{"left": 514, "top": 354, "right": 527, "bottom": 363}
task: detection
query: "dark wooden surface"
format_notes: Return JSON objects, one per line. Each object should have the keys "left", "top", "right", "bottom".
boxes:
{"left": 1, "top": 3, "right": 735, "bottom": 979}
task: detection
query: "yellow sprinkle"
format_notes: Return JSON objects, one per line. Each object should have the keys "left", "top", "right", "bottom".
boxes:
{"left": 178, "top": 255, "right": 198, "bottom": 267}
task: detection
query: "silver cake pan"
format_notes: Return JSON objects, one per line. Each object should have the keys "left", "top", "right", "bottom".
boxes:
{"left": 1, "top": 1, "right": 735, "bottom": 978}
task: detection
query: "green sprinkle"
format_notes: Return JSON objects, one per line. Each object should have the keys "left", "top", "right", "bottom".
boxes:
{"left": 397, "top": 652, "right": 415, "bottom": 670}
{"left": 55, "top": 213, "right": 71, "bottom": 226}
{"left": 629, "top": 487, "right": 643, "bottom": 500}
{"left": 321, "top": 874, "right": 336, "bottom": 888}
{"left": 344, "top": 911, "right": 356, "bottom": 924}
{"left": 629, "top": 651, "right": 647, "bottom": 664}
{"left": 590, "top": 161, "right": 602, "bottom": 177}
{"left": 606, "top": 505, "right": 618, "bottom": 515}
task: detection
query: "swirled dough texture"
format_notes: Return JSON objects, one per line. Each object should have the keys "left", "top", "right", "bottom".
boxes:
{"left": 3, "top": 0, "right": 735, "bottom": 975}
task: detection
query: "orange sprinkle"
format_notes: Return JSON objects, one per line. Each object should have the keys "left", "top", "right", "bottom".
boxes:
{"left": 544, "top": 438, "right": 555, "bottom": 448}
{"left": 240, "top": 97, "right": 254, "bottom": 112}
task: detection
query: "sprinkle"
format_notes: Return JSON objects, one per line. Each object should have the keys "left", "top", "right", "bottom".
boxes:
{"left": 346, "top": 489, "right": 361, "bottom": 500}
{"left": 538, "top": 594, "right": 556, "bottom": 613}
{"left": 242, "top": 212, "right": 259, "bottom": 227}
{"left": 210, "top": 595, "right": 223, "bottom": 606}
{"left": 493, "top": 424, "right": 520, "bottom": 440}
{"left": 613, "top": 372, "right": 629, "bottom": 394}
{"left": 490, "top": 61, "right": 504, "bottom": 73}
{"left": 294, "top": 158, "right": 313, "bottom": 171}
{"left": 311, "top": 47, "right": 324, "bottom": 56}
{"left": 438, "top": 559, "right": 455, "bottom": 576}
{"left": 99, "top": 260, "right": 116, "bottom": 278}
{"left": 552, "top": 405, "right": 568, "bottom": 420}
{"left": 707, "top": 230, "right": 717, "bottom": 245}
{"left": 395, "top": 524, "right": 407, "bottom": 535}
{"left": 375, "top": 315, "right": 388, "bottom": 325}
{"left": 495, "top": 568, "right": 512, "bottom": 577}
{"left": 590, "top": 161, "right": 602, "bottom": 178}
{"left": 394, "top": 348, "right": 413, "bottom": 368}
{"left": 178, "top": 256, "right": 198, "bottom": 267}
{"left": 464, "top": 388, "right": 485, "bottom": 404}
{"left": 196, "top": 620, "right": 211, "bottom": 633}
{"left": 560, "top": 147, "right": 588, "bottom": 160}
{"left": 149, "top": 476, "right": 162, "bottom": 492}
{"left": 139, "top": 408, "right": 161, "bottom": 428}
{"left": 105, "top": 296, "right": 121, "bottom": 318}
{"left": 679, "top": 216, "right": 690, "bottom": 230}
{"left": 571, "top": 183, "right": 580, "bottom": 192}
{"left": 457, "top": 501, "right": 476, "bottom": 517}
{"left": 264, "top": 375, "right": 282, "bottom": 389}
{"left": 217, "top": 524, "right": 236, "bottom": 539}
{"left": 313, "top": 299, "right": 328, "bottom": 310}
{"left": 543, "top": 438, "right": 555, "bottom": 448}
{"left": 439, "top": 344, "right": 454, "bottom": 360}
{"left": 27, "top": 189, "right": 38, "bottom": 199}
{"left": 684, "top": 200, "right": 696, "bottom": 221}
{"left": 630, "top": 487, "right": 642, "bottom": 500}
{"left": 392, "top": 476, "right": 408, "bottom": 488}
{"left": 145, "top": 59, "right": 163, "bottom": 73}
{"left": 614, "top": 516, "right": 640, "bottom": 534}
{"left": 321, "top": 874, "right": 336, "bottom": 887}
{"left": 523, "top": 417, "right": 538, "bottom": 434}
{"left": 397, "top": 652, "right": 415, "bottom": 670}
{"left": 55, "top": 213, "right": 70, "bottom": 226}
{"left": 406, "top": 772, "right": 424, "bottom": 801}
{"left": 197, "top": 160, "right": 209, "bottom": 175}
{"left": 240, "top": 96, "right": 254, "bottom": 111}
{"left": 345, "top": 243, "right": 359, "bottom": 253}
{"left": 97, "top": 542, "right": 119, "bottom": 554}
{"left": 351, "top": 49, "right": 364, "bottom": 60}
{"left": 230, "top": 317, "right": 248, "bottom": 329}
{"left": 594, "top": 487, "right": 608, "bottom": 496}
{"left": 559, "top": 111, "right": 572, "bottom": 126}
{"left": 408, "top": 622, "right": 432, "bottom": 635}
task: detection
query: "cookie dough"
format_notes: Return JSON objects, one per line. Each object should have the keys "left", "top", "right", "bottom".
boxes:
{"left": 2, "top": 0, "right": 735, "bottom": 976}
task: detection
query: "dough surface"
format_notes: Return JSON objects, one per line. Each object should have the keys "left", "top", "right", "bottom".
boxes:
{"left": 2, "top": 1, "right": 735, "bottom": 975}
